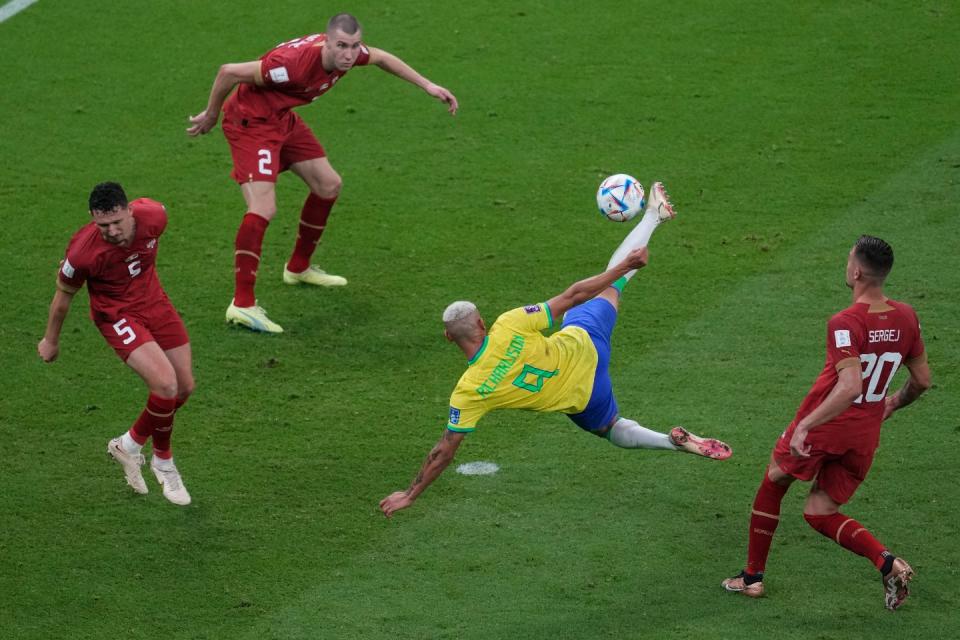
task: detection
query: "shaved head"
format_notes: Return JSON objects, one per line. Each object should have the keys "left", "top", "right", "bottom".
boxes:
{"left": 327, "top": 13, "right": 361, "bottom": 35}
{"left": 443, "top": 301, "right": 481, "bottom": 341}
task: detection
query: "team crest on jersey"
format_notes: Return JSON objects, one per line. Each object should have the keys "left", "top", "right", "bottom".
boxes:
{"left": 448, "top": 406, "right": 461, "bottom": 425}
{"left": 147, "top": 239, "right": 156, "bottom": 249}
{"left": 834, "top": 329, "right": 852, "bottom": 348}
{"left": 61, "top": 259, "right": 75, "bottom": 278}
{"left": 269, "top": 66, "right": 290, "bottom": 83}
{"left": 524, "top": 304, "right": 541, "bottom": 314}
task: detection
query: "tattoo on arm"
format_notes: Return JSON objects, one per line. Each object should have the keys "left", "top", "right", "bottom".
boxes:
{"left": 405, "top": 432, "right": 461, "bottom": 496}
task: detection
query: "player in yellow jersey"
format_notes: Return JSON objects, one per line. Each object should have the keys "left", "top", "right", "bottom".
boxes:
{"left": 380, "top": 183, "right": 732, "bottom": 518}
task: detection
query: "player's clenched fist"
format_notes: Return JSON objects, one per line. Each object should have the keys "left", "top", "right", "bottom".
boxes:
{"left": 37, "top": 338, "right": 59, "bottom": 362}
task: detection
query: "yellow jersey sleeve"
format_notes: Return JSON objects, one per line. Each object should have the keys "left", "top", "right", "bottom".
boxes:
{"left": 447, "top": 374, "right": 488, "bottom": 433}
{"left": 495, "top": 303, "right": 554, "bottom": 334}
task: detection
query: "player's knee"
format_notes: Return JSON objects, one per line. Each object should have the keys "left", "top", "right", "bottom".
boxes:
{"left": 251, "top": 201, "right": 277, "bottom": 219}
{"left": 148, "top": 371, "right": 179, "bottom": 399}
{"left": 314, "top": 173, "right": 342, "bottom": 199}
{"left": 177, "top": 378, "right": 196, "bottom": 402}
{"left": 803, "top": 491, "right": 838, "bottom": 518}
{"left": 152, "top": 381, "right": 178, "bottom": 398}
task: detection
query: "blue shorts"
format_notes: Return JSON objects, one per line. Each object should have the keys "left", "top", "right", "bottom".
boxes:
{"left": 562, "top": 297, "right": 618, "bottom": 432}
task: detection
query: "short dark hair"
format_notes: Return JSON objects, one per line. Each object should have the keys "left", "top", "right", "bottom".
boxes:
{"left": 327, "top": 13, "right": 361, "bottom": 35}
{"left": 854, "top": 235, "right": 894, "bottom": 280}
{"left": 89, "top": 182, "right": 128, "bottom": 214}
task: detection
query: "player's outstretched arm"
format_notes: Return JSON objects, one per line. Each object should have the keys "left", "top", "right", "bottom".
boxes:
{"left": 187, "top": 61, "right": 264, "bottom": 136}
{"left": 38, "top": 288, "right": 76, "bottom": 362}
{"left": 789, "top": 364, "right": 862, "bottom": 456}
{"left": 367, "top": 47, "right": 458, "bottom": 115}
{"left": 546, "top": 247, "right": 649, "bottom": 320}
{"left": 883, "top": 357, "right": 932, "bottom": 421}
{"left": 380, "top": 429, "right": 465, "bottom": 517}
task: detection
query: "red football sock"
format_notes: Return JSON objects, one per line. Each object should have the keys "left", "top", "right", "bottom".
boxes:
{"left": 130, "top": 393, "right": 177, "bottom": 447}
{"left": 804, "top": 512, "right": 888, "bottom": 569}
{"left": 234, "top": 213, "right": 270, "bottom": 307}
{"left": 745, "top": 474, "right": 790, "bottom": 575}
{"left": 286, "top": 193, "right": 335, "bottom": 273}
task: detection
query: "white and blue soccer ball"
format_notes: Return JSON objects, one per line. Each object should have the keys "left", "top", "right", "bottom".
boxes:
{"left": 597, "top": 174, "right": 645, "bottom": 222}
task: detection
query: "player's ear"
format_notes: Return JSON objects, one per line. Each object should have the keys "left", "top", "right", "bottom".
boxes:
{"left": 444, "top": 329, "right": 454, "bottom": 342}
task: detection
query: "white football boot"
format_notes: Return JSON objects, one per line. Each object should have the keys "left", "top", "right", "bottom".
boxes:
{"left": 645, "top": 181, "right": 677, "bottom": 223}
{"left": 669, "top": 427, "right": 732, "bottom": 460}
{"left": 151, "top": 458, "right": 191, "bottom": 506}
{"left": 107, "top": 437, "right": 148, "bottom": 495}
{"left": 226, "top": 300, "right": 284, "bottom": 334}
{"left": 282, "top": 265, "right": 347, "bottom": 287}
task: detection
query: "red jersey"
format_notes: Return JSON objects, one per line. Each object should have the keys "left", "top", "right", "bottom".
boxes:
{"left": 794, "top": 300, "right": 925, "bottom": 451}
{"left": 57, "top": 198, "right": 170, "bottom": 322}
{"left": 224, "top": 33, "right": 371, "bottom": 121}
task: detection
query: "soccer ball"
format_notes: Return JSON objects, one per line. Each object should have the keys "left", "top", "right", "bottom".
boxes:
{"left": 597, "top": 174, "right": 645, "bottom": 222}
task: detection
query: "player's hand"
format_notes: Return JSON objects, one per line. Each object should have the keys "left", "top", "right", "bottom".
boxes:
{"left": 379, "top": 491, "right": 414, "bottom": 518}
{"left": 186, "top": 110, "right": 219, "bottom": 136}
{"left": 624, "top": 247, "right": 649, "bottom": 271}
{"left": 882, "top": 394, "right": 899, "bottom": 421}
{"left": 37, "top": 338, "right": 59, "bottom": 363}
{"left": 425, "top": 83, "right": 458, "bottom": 115}
{"left": 789, "top": 428, "right": 811, "bottom": 458}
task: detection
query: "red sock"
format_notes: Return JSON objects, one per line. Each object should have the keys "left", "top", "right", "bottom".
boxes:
{"left": 746, "top": 474, "right": 790, "bottom": 575}
{"left": 234, "top": 213, "right": 270, "bottom": 307}
{"left": 804, "top": 512, "right": 888, "bottom": 569}
{"left": 286, "top": 193, "right": 335, "bottom": 273}
{"left": 130, "top": 393, "right": 177, "bottom": 447}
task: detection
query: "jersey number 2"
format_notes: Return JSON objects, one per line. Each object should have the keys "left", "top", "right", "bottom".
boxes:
{"left": 855, "top": 352, "right": 903, "bottom": 404}
{"left": 258, "top": 149, "right": 273, "bottom": 176}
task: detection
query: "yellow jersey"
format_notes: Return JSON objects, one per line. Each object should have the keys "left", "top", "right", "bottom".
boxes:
{"left": 446, "top": 303, "right": 598, "bottom": 432}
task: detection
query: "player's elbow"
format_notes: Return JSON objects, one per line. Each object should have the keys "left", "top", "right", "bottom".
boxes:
{"left": 218, "top": 63, "right": 246, "bottom": 85}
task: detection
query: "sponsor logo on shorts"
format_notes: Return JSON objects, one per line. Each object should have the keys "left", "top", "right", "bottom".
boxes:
{"left": 269, "top": 66, "right": 289, "bottom": 83}
{"left": 524, "top": 304, "right": 541, "bottom": 314}
{"left": 448, "top": 406, "right": 461, "bottom": 424}
{"left": 61, "top": 259, "right": 75, "bottom": 278}
{"left": 147, "top": 239, "right": 156, "bottom": 249}
{"left": 834, "top": 329, "right": 851, "bottom": 348}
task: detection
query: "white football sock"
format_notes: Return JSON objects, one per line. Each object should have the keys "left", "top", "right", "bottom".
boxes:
{"left": 606, "top": 209, "right": 661, "bottom": 280}
{"left": 120, "top": 431, "right": 142, "bottom": 454}
{"left": 607, "top": 417, "right": 677, "bottom": 450}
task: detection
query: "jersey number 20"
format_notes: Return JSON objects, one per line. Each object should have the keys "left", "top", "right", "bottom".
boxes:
{"left": 855, "top": 352, "right": 903, "bottom": 404}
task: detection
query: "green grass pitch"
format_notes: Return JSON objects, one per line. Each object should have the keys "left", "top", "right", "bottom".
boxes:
{"left": 1, "top": 1, "right": 958, "bottom": 638}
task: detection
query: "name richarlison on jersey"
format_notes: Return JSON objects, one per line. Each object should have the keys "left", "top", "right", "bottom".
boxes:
{"left": 475, "top": 335, "right": 525, "bottom": 397}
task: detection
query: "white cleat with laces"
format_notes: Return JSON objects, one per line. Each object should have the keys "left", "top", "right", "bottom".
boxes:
{"left": 226, "top": 300, "right": 284, "bottom": 334}
{"left": 645, "top": 181, "right": 677, "bottom": 223}
{"left": 151, "top": 459, "right": 191, "bottom": 506}
{"left": 283, "top": 265, "right": 347, "bottom": 287}
{"left": 107, "top": 437, "right": 148, "bottom": 495}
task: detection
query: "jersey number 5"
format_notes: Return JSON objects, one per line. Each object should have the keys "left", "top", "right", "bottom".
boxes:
{"left": 112, "top": 318, "right": 137, "bottom": 346}
{"left": 855, "top": 352, "right": 903, "bottom": 404}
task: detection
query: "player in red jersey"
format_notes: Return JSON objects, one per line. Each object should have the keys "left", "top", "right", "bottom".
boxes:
{"left": 187, "top": 13, "right": 459, "bottom": 334}
{"left": 38, "top": 182, "right": 194, "bottom": 506}
{"left": 721, "top": 236, "right": 932, "bottom": 610}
